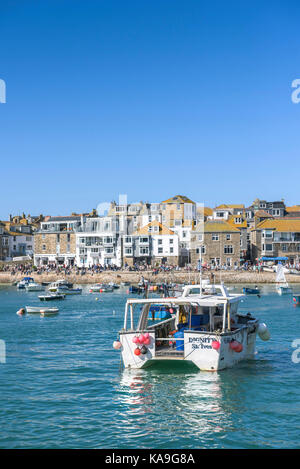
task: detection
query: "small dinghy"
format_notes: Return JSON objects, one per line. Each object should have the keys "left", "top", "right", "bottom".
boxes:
{"left": 40, "top": 309, "right": 59, "bottom": 317}
{"left": 26, "top": 306, "right": 59, "bottom": 315}
{"left": 38, "top": 293, "right": 65, "bottom": 301}
{"left": 242, "top": 287, "right": 260, "bottom": 295}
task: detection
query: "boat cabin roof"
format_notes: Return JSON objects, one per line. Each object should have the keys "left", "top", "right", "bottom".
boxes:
{"left": 126, "top": 284, "right": 243, "bottom": 307}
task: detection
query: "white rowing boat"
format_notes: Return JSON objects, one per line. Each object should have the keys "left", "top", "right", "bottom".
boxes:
{"left": 25, "top": 306, "right": 59, "bottom": 314}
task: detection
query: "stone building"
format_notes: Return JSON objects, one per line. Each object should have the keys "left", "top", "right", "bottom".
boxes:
{"left": 34, "top": 215, "right": 84, "bottom": 266}
{"left": 191, "top": 220, "right": 241, "bottom": 268}
{"left": 0, "top": 222, "right": 9, "bottom": 260}
{"left": 251, "top": 219, "right": 300, "bottom": 264}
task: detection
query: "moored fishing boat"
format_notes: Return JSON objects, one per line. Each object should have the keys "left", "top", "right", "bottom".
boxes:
{"left": 17, "top": 277, "right": 34, "bottom": 289}
{"left": 38, "top": 293, "right": 65, "bottom": 301}
{"left": 56, "top": 286, "right": 82, "bottom": 295}
{"left": 25, "top": 282, "right": 45, "bottom": 292}
{"left": 113, "top": 283, "right": 270, "bottom": 371}
{"left": 89, "top": 283, "right": 114, "bottom": 293}
{"left": 48, "top": 280, "right": 73, "bottom": 292}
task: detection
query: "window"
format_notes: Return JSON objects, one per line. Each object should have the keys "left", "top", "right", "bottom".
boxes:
{"left": 196, "top": 245, "right": 206, "bottom": 254}
{"left": 169, "top": 239, "right": 173, "bottom": 244}
{"left": 198, "top": 234, "right": 203, "bottom": 241}
{"left": 125, "top": 237, "right": 132, "bottom": 243}
{"left": 158, "top": 239, "right": 162, "bottom": 245}
{"left": 67, "top": 243, "right": 70, "bottom": 253}
{"left": 56, "top": 234, "right": 60, "bottom": 243}
{"left": 42, "top": 234, "right": 45, "bottom": 240}
{"left": 264, "top": 230, "right": 273, "bottom": 239}
{"left": 212, "top": 234, "right": 219, "bottom": 241}
{"left": 42, "top": 244, "right": 46, "bottom": 251}
{"left": 224, "top": 245, "right": 233, "bottom": 254}
{"left": 158, "top": 247, "right": 163, "bottom": 254}
{"left": 263, "top": 244, "right": 273, "bottom": 251}
{"left": 125, "top": 248, "right": 132, "bottom": 255}
{"left": 67, "top": 233, "right": 71, "bottom": 242}
{"left": 140, "top": 247, "right": 149, "bottom": 255}
{"left": 177, "top": 204, "right": 181, "bottom": 210}
{"left": 140, "top": 237, "right": 149, "bottom": 244}
{"left": 170, "top": 247, "right": 174, "bottom": 253}
{"left": 226, "top": 234, "right": 231, "bottom": 240}
{"left": 282, "top": 244, "right": 287, "bottom": 252}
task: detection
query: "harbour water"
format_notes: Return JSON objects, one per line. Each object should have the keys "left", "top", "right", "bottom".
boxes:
{"left": 0, "top": 284, "right": 300, "bottom": 449}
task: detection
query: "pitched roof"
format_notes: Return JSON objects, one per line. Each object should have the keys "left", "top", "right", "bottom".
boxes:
{"left": 134, "top": 220, "right": 175, "bottom": 236}
{"left": 215, "top": 204, "right": 245, "bottom": 210}
{"left": 286, "top": 205, "right": 300, "bottom": 212}
{"left": 203, "top": 220, "right": 240, "bottom": 233}
{"left": 254, "top": 210, "right": 274, "bottom": 218}
{"left": 227, "top": 215, "right": 247, "bottom": 228}
{"left": 161, "top": 195, "right": 195, "bottom": 204}
{"left": 255, "top": 219, "right": 300, "bottom": 232}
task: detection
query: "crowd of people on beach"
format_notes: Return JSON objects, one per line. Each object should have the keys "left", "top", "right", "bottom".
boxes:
{"left": 1, "top": 260, "right": 299, "bottom": 276}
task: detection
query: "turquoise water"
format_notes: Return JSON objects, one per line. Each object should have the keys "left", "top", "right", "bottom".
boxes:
{"left": 0, "top": 284, "right": 300, "bottom": 449}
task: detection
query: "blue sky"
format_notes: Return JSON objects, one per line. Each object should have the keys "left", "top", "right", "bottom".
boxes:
{"left": 1, "top": 0, "right": 300, "bottom": 218}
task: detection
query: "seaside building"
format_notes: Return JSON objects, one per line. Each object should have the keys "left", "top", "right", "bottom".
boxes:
{"left": 0, "top": 222, "right": 9, "bottom": 261}
{"left": 34, "top": 215, "right": 85, "bottom": 266}
{"left": 122, "top": 220, "right": 179, "bottom": 267}
{"left": 0, "top": 213, "right": 39, "bottom": 260}
{"left": 251, "top": 218, "right": 300, "bottom": 264}
{"left": 191, "top": 220, "right": 241, "bottom": 268}
{"left": 75, "top": 216, "right": 121, "bottom": 267}
{"left": 160, "top": 195, "right": 197, "bottom": 264}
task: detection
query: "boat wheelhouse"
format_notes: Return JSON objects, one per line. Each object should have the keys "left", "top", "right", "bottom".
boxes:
{"left": 116, "top": 283, "right": 270, "bottom": 371}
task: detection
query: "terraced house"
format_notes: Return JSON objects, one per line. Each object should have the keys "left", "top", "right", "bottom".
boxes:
{"left": 160, "top": 195, "right": 197, "bottom": 264}
{"left": 0, "top": 222, "right": 9, "bottom": 260}
{"left": 251, "top": 219, "right": 300, "bottom": 264}
{"left": 122, "top": 220, "right": 179, "bottom": 267}
{"left": 191, "top": 220, "right": 241, "bottom": 268}
{"left": 34, "top": 215, "right": 85, "bottom": 266}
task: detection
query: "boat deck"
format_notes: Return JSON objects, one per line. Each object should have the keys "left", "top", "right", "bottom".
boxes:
{"left": 155, "top": 347, "right": 184, "bottom": 358}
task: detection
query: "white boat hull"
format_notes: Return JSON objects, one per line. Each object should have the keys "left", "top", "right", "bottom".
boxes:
{"left": 26, "top": 306, "right": 59, "bottom": 314}
{"left": 119, "top": 323, "right": 258, "bottom": 371}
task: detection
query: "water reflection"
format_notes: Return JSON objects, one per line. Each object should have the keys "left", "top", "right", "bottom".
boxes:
{"left": 116, "top": 365, "right": 252, "bottom": 447}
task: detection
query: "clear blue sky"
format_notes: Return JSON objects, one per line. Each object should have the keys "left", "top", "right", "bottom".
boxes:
{"left": 1, "top": 0, "right": 300, "bottom": 218}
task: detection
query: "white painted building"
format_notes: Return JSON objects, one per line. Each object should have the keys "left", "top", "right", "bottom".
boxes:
{"left": 75, "top": 216, "right": 121, "bottom": 267}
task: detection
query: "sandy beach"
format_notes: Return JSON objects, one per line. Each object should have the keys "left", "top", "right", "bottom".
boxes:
{"left": 1, "top": 269, "right": 300, "bottom": 285}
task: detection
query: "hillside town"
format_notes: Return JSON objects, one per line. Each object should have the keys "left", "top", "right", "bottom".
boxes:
{"left": 1, "top": 195, "right": 300, "bottom": 271}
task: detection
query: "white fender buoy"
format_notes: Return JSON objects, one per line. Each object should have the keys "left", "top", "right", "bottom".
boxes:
{"left": 258, "top": 323, "right": 270, "bottom": 341}
{"left": 113, "top": 340, "right": 122, "bottom": 350}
